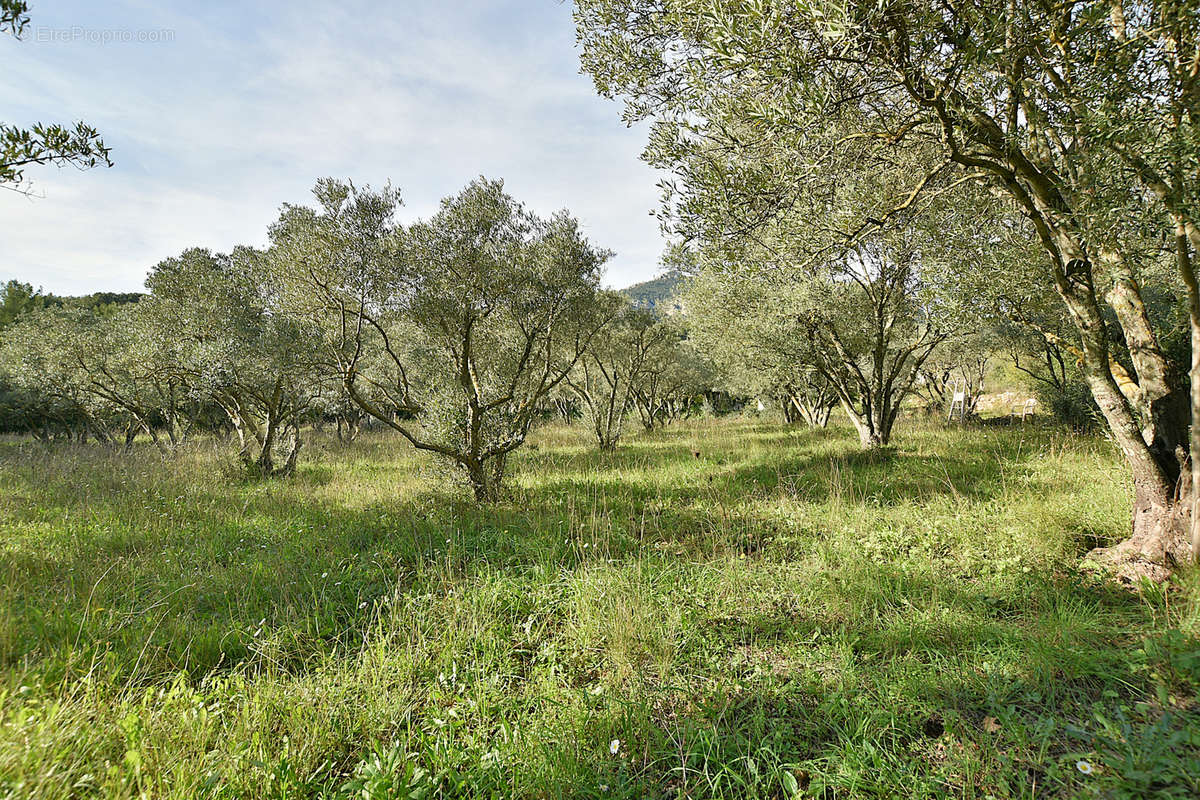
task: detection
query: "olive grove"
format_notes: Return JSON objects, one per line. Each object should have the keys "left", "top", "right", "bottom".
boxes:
{"left": 575, "top": 0, "right": 1200, "bottom": 579}
{"left": 0, "top": 178, "right": 624, "bottom": 498}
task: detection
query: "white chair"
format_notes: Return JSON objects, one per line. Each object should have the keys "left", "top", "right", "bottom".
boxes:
{"left": 947, "top": 378, "right": 967, "bottom": 422}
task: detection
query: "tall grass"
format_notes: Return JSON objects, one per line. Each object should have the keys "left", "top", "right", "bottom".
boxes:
{"left": 0, "top": 418, "right": 1196, "bottom": 798}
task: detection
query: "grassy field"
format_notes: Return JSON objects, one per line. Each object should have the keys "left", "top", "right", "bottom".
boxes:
{"left": 0, "top": 417, "right": 1198, "bottom": 798}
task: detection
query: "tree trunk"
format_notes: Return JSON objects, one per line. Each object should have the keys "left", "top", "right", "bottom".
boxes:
{"left": 465, "top": 458, "right": 502, "bottom": 502}
{"left": 1190, "top": 267, "right": 1200, "bottom": 566}
{"left": 1082, "top": 224, "right": 1197, "bottom": 580}
{"left": 781, "top": 396, "right": 797, "bottom": 423}
{"left": 814, "top": 402, "right": 832, "bottom": 428}
{"left": 1087, "top": 477, "right": 1191, "bottom": 584}
{"left": 870, "top": 403, "right": 893, "bottom": 447}
{"left": 1078, "top": 364, "right": 1193, "bottom": 582}
{"left": 840, "top": 398, "right": 881, "bottom": 449}
{"left": 336, "top": 413, "right": 360, "bottom": 443}
{"left": 278, "top": 427, "right": 302, "bottom": 477}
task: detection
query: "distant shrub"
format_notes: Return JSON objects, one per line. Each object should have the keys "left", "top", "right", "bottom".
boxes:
{"left": 1036, "top": 378, "right": 1101, "bottom": 431}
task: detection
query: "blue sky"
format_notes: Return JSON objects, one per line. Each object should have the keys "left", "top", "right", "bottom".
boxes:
{"left": 1, "top": 1, "right": 666, "bottom": 294}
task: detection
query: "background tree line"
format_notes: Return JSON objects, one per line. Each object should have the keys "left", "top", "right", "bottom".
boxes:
{"left": 0, "top": 178, "right": 713, "bottom": 498}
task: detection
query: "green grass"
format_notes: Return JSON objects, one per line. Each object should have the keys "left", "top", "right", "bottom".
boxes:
{"left": 0, "top": 417, "right": 1197, "bottom": 798}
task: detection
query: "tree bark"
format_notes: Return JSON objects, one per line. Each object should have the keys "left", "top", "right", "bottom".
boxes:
{"left": 465, "top": 458, "right": 501, "bottom": 502}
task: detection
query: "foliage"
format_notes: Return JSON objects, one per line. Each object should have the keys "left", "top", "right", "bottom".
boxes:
{"left": 268, "top": 177, "right": 615, "bottom": 500}
{"left": 0, "top": 0, "right": 27, "bottom": 35}
{"left": 916, "top": 329, "right": 1001, "bottom": 419}
{"left": 567, "top": 297, "right": 649, "bottom": 450}
{"left": 674, "top": 144, "right": 993, "bottom": 447}
{"left": 0, "top": 306, "right": 153, "bottom": 445}
{"left": 143, "top": 247, "right": 329, "bottom": 476}
{"left": 0, "top": 281, "right": 142, "bottom": 330}
{"left": 574, "top": 0, "right": 1200, "bottom": 576}
{"left": 686, "top": 265, "right": 838, "bottom": 428}
{"left": 1036, "top": 374, "right": 1104, "bottom": 433}
{"left": 0, "top": 281, "right": 48, "bottom": 328}
{"left": 1, "top": 1, "right": 111, "bottom": 191}
{"left": 0, "top": 122, "right": 112, "bottom": 190}
{"left": 568, "top": 298, "right": 709, "bottom": 449}
{"left": 626, "top": 316, "right": 711, "bottom": 431}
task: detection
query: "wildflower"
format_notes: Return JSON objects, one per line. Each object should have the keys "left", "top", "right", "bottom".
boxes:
{"left": 321, "top": 572, "right": 328, "bottom": 579}
{"left": 609, "top": 738, "right": 620, "bottom": 756}
{"left": 1076, "top": 760, "right": 1094, "bottom": 775}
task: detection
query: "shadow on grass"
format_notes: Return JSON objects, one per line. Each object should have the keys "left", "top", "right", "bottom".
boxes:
{"left": 2, "top": 423, "right": 1193, "bottom": 798}
{"left": 527, "top": 567, "right": 1190, "bottom": 799}
{"left": 0, "top": 422, "right": 1117, "bottom": 687}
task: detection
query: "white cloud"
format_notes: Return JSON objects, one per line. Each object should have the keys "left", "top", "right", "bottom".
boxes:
{"left": 0, "top": 0, "right": 666, "bottom": 294}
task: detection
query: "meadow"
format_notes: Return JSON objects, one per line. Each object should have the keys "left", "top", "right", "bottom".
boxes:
{"left": 0, "top": 417, "right": 1197, "bottom": 799}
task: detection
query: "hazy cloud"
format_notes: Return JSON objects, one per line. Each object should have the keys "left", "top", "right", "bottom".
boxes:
{"left": 0, "top": 0, "right": 665, "bottom": 294}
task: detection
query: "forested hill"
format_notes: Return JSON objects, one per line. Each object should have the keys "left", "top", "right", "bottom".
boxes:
{"left": 621, "top": 269, "right": 683, "bottom": 314}
{"left": 0, "top": 280, "right": 142, "bottom": 328}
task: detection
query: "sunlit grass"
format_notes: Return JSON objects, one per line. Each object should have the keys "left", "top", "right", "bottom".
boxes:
{"left": 0, "top": 417, "right": 1196, "bottom": 798}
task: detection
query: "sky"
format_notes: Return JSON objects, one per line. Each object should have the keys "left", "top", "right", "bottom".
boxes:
{"left": 1, "top": 0, "right": 667, "bottom": 295}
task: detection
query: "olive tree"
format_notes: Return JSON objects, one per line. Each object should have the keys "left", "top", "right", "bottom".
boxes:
{"left": 688, "top": 230, "right": 951, "bottom": 449}
{"left": 670, "top": 134, "right": 981, "bottom": 447}
{"left": 144, "top": 248, "right": 327, "bottom": 477}
{"left": 630, "top": 321, "right": 711, "bottom": 430}
{"left": 567, "top": 297, "right": 672, "bottom": 450}
{"left": 575, "top": 0, "right": 1199, "bottom": 577}
{"left": 52, "top": 303, "right": 202, "bottom": 452}
{"left": 1, "top": 291, "right": 212, "bottom": 448}
{"left": 916, "top": 331, "right": 998, "bottom": 419}
{"left": 687, "top": 267, "right": 839, "bottom": 429}
{"left": 269, "top": 178, "right": 614, "bottom": 501}
{"left": 1, "top": 307, "right": 131, "bottom": 443}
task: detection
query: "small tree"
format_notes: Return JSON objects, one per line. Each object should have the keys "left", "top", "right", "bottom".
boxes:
{"left": 692, "top": 238, "right": 948, "bottom": 449}
{"left": 687, "top": 264, "right": 839, "bottom": 429}
{"left": 1, "top": 306, "right": 131, "bottom": 443}
{"left": 567, "top": 298, "right": 669, "bottom": 450}
{"left": 144, "top": 248, "right": 326, "bottom": 477}
{"left": 270, "top": 178, "right": 614, "bottom": 500}
{"left": 916, "top": 331, "right": 998, "bottom": 420}
{"left": 630, "top": 322, "right": 710, "bottom": 430}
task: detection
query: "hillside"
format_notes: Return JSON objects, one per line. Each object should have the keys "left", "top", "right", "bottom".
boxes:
{"left": 621, "top": 269, "right": 684, "bottom": 314}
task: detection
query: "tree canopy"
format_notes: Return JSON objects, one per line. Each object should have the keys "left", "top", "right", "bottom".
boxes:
{"left": 575, "top": 0, "right": 1200, "bottom": 579}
